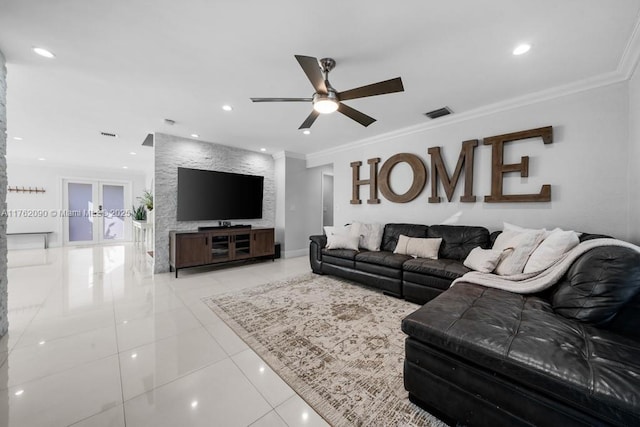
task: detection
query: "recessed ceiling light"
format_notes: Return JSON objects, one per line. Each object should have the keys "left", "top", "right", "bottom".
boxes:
{"left": 122, "top": 166, "right": 128, "bottom": 169}
{"left": 191, "top": 134, "right": 199, "bottom": 138}
{"left": 131, "top": 353, "right": 137, "bottom": 359}
{"left": 260, "top": 148, "right": 266, "bottom": 152}
{"left": 302, "top": 129, "right": 311, "bottom": 135}
{"left": 129, "top": 152, "right": 137, "bottom": 155}
{"left": 13, "top": 137, "right": 23, "bottom": 141}
{"left": 38, "top": 340, "right": 46, "bottom": 345}
{"left": 37, "top": 157, "right": 45, "bottom": 161}
{"left": 513, "top": 44, "right": 531, "bottom": 56}
{"left": 33, "top": 47, "right": 55, "bottom": 58}
{"left": 191, "top": 400, "right": 198, "bottom": 409}
{"left": 222, "top": 105, "right": 233, "bottom": 111}
{"left": 14, "top": 390, "right": 24, "bottom": 396}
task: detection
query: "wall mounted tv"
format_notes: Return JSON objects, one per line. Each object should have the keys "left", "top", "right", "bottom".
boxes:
{"left": 177, "top": 167, "right": 264, "bottom": 221}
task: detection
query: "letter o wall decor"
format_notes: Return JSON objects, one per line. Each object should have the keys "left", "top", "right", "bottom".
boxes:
{"left": 378, "top": 153, "right": 427, "bottom": 203}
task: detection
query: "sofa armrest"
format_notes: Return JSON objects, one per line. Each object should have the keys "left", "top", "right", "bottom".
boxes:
{"left": 310, "top": 234, "right": 327, "bottom": 247}
{"left": 309, "top": 235, "right": 326, "bottom": 274}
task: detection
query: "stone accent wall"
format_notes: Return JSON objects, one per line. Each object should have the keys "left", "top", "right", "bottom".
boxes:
{"left": 153, "top": 133, "right": 276, "bottom": 273}
{"left": 0, "top": 51, "right": 8, "bottom": 336}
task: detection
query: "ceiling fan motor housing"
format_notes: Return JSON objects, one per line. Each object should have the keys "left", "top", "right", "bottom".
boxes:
{"left": 319, "top": 58, "right": 336, "bottom": 74}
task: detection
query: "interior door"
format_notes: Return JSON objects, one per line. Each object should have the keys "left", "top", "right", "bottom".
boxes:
{"left": 63, "top": 180, "right": 130, "bottom": 245}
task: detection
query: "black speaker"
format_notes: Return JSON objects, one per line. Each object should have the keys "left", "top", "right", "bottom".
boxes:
{"left": 274, "top": 242, "right": 281, "bottom": 259}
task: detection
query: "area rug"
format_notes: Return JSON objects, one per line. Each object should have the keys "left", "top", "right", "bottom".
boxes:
{"left": 202, "top": 273, "right": 445, "bottom": 427}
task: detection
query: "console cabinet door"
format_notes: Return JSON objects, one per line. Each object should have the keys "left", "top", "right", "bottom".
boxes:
{"left": 251, "top": 229, "right": 275, "bottom": 257}
{"left": 209, "top": 232, "right": 231, "bottom": 263}
{"left": 233, "top": 231, "right": 253, "bottom": 260}
{"left": 175, "top": 233, "right": 208, "bottom": 267}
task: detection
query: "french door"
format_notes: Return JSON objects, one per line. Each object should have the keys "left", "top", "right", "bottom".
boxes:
{"left": 63, "top": 179, "right": 131, "bottom": 245}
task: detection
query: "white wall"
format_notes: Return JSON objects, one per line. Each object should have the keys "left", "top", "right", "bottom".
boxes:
{"left": 309, "top": 82, "right": 631, "bottom": 239}
{"left": 153, "top": 133, "right": 275, "bottom": 273}
{"left": 274, "top": 154, "right": 286, "bottom": 248}
{"left": 0, "top": 49, "right": 7, "bottom": 336}
{"left": 628, "top": 66, "right": 640, "bottom": 244}
{"left": 6, "top": 161, "right": 147, "bottom": 248}
{"left": 273, "top": 154, "right": 332, "bottom": 257}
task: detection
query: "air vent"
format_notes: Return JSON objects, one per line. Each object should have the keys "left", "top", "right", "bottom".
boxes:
{"left": 100, "top": 131, "right": 118, "bottom": 138}
{"left": 425, "top": 107, "right": 453, "bottom": 119}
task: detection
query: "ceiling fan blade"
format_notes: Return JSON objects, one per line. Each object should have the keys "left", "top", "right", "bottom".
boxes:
{"left": 295, "top": 55, "right": 327, "bottom": 94}
{"left": 338, "top": 103, "right": 376, "bottom": 127}
{"left": 299, "top": 110, "right": 320, "bottom": 129}
{"left": 338, "top": 77, "right": 404, "bottom": 101}
{"left": 250, "top": 97, "right": 312, "bottom": 102}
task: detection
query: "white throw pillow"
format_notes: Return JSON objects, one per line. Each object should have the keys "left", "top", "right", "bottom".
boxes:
{"left": 492, "top": 230, "right": 521, "bottom": 252}
{"left": 463, "top": 247, "right": 504, "bottom": 273}
{"left": 494, "top": 230, "right": 545, "bottom": 276}
{"left": 503, "top": 222, "right": 551, "bottom": 239}
{"left": 324, "top": 224, "right": 357, "bottom": 238}
{"left": 523, "top": 228, "right": 580, "bottom": 273}
{"left": 325, "top": 233, "right": 360, "bottom": 250}
{"left": 394, "top": 235, "right": 442, "bottom": 259}
{"left": 354, "top": 222, "right": 384, "bottom": 251}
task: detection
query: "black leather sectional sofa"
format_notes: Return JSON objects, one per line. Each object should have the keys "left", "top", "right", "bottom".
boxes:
{"left": 309, "top": 223, "right": 489, "bottom": 303}
{"left": 309, "top": 223, "right": 640, "bottom": 426}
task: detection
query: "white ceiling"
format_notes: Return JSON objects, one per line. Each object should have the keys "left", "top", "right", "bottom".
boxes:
{"left": 1, "top": 1, "right": 639, "bottom": 173}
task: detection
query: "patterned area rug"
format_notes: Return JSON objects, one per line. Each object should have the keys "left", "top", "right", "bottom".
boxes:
{"left": 203, "top": 273, "right": 445, "bottom": 427}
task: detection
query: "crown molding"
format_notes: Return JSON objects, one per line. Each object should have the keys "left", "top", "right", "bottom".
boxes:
{"left": 272, "top": 150, "right": 306, "bottom": 160}
{"left": 306, "top": 70, "right": 625, "bottom": 168}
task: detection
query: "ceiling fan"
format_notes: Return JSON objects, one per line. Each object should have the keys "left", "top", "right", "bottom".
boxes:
{"left": 250, "top": 55, "right": 404, "bottom": 129}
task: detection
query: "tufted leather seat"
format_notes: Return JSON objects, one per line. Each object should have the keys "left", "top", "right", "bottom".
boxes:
{"left": 403, "top": 282, "right": 640, "bottom": 426}
{"left": 321, "top": 248, "right": 359, "bottom": 260}
{"left": 427, "top": 225, "right": 490, "bottom": 260}
{"left": 381, "top": 223, "right": 429, "bottom": 252}
{"left": 355, "top": 251, "right": 411, "bottom": 269}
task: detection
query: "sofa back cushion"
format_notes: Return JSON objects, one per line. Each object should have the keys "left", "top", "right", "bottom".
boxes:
{"left": 381, "top": 223, "right": 428, "bottom": 252}
{"left": 427, "top": 225, "right": 490, "bottom": 260}
{"left": 552, "top": 246, "right": 640, "bottom": 329}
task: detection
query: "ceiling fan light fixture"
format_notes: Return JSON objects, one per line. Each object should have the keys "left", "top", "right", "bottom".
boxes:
{"left": 313, "top": 99, "right": 338, "bottom": 114}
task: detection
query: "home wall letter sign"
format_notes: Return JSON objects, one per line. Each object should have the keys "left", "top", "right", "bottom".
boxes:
{"left": 350, "top": 125, "right": 553, "bottom": 204}
{"left": 484, "top": 126, "right": 553, "bottom": 202}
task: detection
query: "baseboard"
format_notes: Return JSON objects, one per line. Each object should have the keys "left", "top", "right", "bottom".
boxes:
{"left": 283, "top": 248, "right": 309, "bottom": 258}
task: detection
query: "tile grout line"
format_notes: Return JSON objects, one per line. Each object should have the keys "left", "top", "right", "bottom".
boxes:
{"left": 108, "top": 270, "right": 128, "bottom": 427}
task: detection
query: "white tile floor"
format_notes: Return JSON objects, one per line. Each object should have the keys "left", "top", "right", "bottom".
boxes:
{"left": 0, "top": 244, "right": 329, "bottom": 427}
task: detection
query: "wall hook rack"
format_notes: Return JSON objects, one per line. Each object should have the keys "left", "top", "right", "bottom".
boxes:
{"left": 7, "top": 186, "right": 46, "bottom": 194}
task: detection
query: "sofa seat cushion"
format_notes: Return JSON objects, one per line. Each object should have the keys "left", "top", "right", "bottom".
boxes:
{"left": 322, "top": 248, "right": 361, "bottom": 269}
{"left": 321, "top": 248, "right": 359, "bottom": 260}
{"left": 402, "top": 283, "right": 640, "bottom": 426}
{"left": 403, "top": 258, "right": 470, "bottom": 281}
{"left": 355, "top": 251, "right": 411, "bottom": 269}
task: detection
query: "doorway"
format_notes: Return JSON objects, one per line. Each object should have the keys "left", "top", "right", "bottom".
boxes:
{"left": 62, "top": 179, "right": 131, "bottom": 245}
{"left": 322, "top": 173, "right": 334, "bottom": 228}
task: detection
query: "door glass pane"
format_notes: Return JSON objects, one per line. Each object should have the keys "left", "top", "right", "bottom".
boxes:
{"left": 103, "top": 184, "right": 125, "bottom": 240}
{"left": 68, "top": 183, "right": 93, "bottom": 242}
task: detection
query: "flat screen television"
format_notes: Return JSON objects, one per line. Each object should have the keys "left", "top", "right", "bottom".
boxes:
{"left": 177, "top": 167, "right": 264, "bottom": 221}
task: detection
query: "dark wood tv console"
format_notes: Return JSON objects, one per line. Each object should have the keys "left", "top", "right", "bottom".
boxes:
{"left": 169, "top": 227, "right": 275, "bottom": 277}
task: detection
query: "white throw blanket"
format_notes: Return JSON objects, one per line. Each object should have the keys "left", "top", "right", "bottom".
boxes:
{"left": 451, "top": 238, "right": 640, "bottom": 294}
